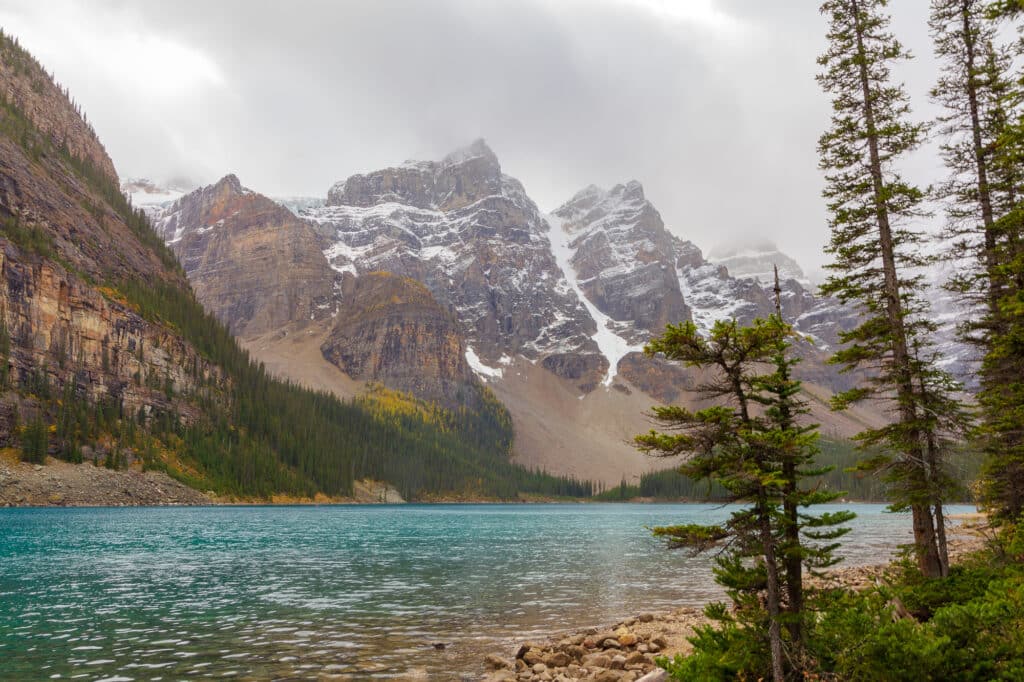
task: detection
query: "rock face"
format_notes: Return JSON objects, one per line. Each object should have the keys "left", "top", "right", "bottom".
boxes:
{"left": 552, "top": 182, "right": 690, "bottom": 338}
{"left": 321, "top": 272, "right": 478, "bottom": 409}
{"left": 146, "top": 176, "right": 489, "bottom": 407}
{"left": 305, "top": 139, "right": 606, "bottom": 389}
{"left": 0, "top": 33, "right": 222, "bottom": 446}
{"left": 0, "top": 37, "right": 118, "bottom": 184}
{"left": 0, "top": 243, "right": 217, "bottom": 433}
{"left": 550, "top": 179, "right": 860, "bottom": 389}
{"left": 150, "top": 175, "right": 339, "bottom": 336}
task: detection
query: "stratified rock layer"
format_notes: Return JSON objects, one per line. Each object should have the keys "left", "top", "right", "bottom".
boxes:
{"left": 321, "top": 272, "right": 478, "bottom": 409}
{"left": 152, "top": 175, "right": 338, "bottom": 336}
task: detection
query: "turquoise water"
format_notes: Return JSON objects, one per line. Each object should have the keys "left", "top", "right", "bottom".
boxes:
{"left": 0, "top": 503, "right": 974, "bottom": 680}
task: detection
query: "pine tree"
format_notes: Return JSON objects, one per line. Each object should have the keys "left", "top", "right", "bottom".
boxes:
{"left": 636, "top": 314, "right": 851, "bottom": 681}
{"left": 934, "top": 2, "right": 1024, "bottom": 522}
{"left": 817, "top": 0, "right": 964, "bottom": 577}
{"left": 931, "top": 0, "right": 1013, "bottom": 314}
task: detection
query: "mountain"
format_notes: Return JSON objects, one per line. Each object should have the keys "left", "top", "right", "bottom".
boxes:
{"left": 707, "top": 240, "right": 811, "bottom": 288}
{"left": 150, "top": 174, "right": 338, "bottom": 337}
{"left": 307, "top": 139, "right": 608, "bottom": 390}
{"left": 149, "top": 140, "right": 885, "bottom": 484}
{"left": 1, "top": 33, "right": 589, "bottom": 502}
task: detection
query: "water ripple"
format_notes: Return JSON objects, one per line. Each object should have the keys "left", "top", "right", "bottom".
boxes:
{"left": 0, "top": 503, "right": 972, "bottom": 680}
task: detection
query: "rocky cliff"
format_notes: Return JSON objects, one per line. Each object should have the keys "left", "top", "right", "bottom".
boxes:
{"left": 0, "top": 34, "right": 221, "bottom": 451}
{"left": 305, "top": 139, "right": 607, "bottom": 389}
{"left": 0, "top": 242, "right": 217, "bottom": 432}
{"left": 150, "top": 175, "right": 338, "bottom": 336}
{"left": 321, "top": 272, "right": 480, "bottom": 409}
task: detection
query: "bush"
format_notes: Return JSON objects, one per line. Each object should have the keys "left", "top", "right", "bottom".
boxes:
{"left": 662, "top": 526, "right": 1024, "bottom": 681}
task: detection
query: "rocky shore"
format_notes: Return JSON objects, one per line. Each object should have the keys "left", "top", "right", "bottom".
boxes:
{"left": 0, "top": 454, "right": 413, "bottom": 507}
{"left": 483, "top": 528, "right": 988, "bottom": 682}
{"left": 0, "top": 456, "right": 212, "bottom": 507}
{"left": 482, "top": 610, "right": 707, "bottom": 682}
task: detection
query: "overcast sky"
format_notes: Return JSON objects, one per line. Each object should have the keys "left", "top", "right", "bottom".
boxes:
{"left": 0, "top": 0, "right": 946, "bottom": 277}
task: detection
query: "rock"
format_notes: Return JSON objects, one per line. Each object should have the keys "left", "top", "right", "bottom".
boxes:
{"left": 582, "top": 653, "right": 612, "bottom": 668}
{"left": 431, "top": 642, "right": 447, "bottom": 650}
{"left": 523, "top": 648, "right": 545, "bottom": 666}
{"left": 617, "top": 633, "right": 638, "bottom": 647}
{"left": 610, "top": 654, "right": 627, "bottom": 670}
{"left": 592, "top": 671, "right": 621, "bottom": 682}
{"left": 544, "top": 652, "right": 570, "bottom": 667}
{"left": 650, "top": 636, "right": 668, "bottom": 650}
{"left": 563, "top": 644, "right": 587, "bottom": 660}
{"left": 484, "top": 671, "right": 517, "bottom": 682}
{"left": 321, "top": 272, "right": 483, "bottom": 410}
{"left": 625, "top": 652, "right": 649, "bottom": 666}
{"left": 636, "top": 670, "right": 669, "bottom": 682}
{"left": 638, "top": 613, "right": 654, "bottom": 623}
{"left": 602, "top": 638, "right": 621, "bottom": 650}
{"left": 485, "top": 654, "right": 512, "bottom": 670}
{"left": 532, "top": 663, "right": 547, "bottom": 674}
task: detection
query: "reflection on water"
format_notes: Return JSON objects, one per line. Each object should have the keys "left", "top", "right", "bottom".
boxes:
{"left": 0, "top": 503, "right": 973, "bottom": 680}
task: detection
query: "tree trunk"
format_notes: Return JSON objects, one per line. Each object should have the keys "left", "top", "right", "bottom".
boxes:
{"left": 759, "top": 498, "right": 786, "bottom": 682}
{"left": 935, "top": 500, "right": 950, "bottom": 577}
{"left": 851, "top": 0, "right": 942, "bottom": 577}
{"left": 958, "top": 0, "right": 1000, "bottom": 317}
{"left": 910, "top": 505, "right": 943, "bottom": 576}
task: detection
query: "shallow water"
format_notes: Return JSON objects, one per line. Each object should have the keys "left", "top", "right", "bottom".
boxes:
{"left": 0, "top": 502, "right": 974, "bottom": 680}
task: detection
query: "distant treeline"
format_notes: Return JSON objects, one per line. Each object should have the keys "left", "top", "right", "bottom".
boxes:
{"left": 595, "top": 439, "right": 982, "bottom": 503}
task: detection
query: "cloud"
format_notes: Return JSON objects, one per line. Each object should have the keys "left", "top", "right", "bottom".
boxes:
{"left": 0, "top": 0, "right": 942, "bottom": 276}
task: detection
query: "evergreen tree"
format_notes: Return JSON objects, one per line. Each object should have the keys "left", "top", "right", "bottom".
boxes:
{"left": 636, "top": 315, "right": 851, "bottom": 681}
{"left": 960, "top": 2, "right": 1024, "bottom": 522}
{"left": 817, "top": 0, "right": 964, "bottom": 577}
{"left": 20, "top": 414, "right": 48, "bottom": 463}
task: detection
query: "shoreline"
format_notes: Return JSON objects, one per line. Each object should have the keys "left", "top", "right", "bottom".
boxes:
{"left": 480, "top": 529, "right": 988, "bottom": 682}
{"left": 0, "top": 457, "right": 985, "bottom": 510}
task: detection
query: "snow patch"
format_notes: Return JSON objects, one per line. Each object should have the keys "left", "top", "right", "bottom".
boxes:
{"left": 545, "top": 213, "right": 645, "bottom": 386}
{"left": 465, "top": 346, "right": 504, "bottom": 380}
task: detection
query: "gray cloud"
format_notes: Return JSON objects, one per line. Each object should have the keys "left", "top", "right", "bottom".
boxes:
{"left": 0, "top": 0, "right": 944, "bottom": 276}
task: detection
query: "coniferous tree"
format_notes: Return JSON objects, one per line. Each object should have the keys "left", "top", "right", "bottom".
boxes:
{"left": 967, "top": 3, "right": 1024, "bottom": 523}
{"left": 636, "top": 315, "right": 851, "bottom": 681}
{"left": 817, "top": 0, "right": 964, "bottom": 577}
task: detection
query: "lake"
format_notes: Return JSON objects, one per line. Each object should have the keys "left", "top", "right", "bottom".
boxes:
{"left": 0, "top": 503, "right": 975, "bottom": 680}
